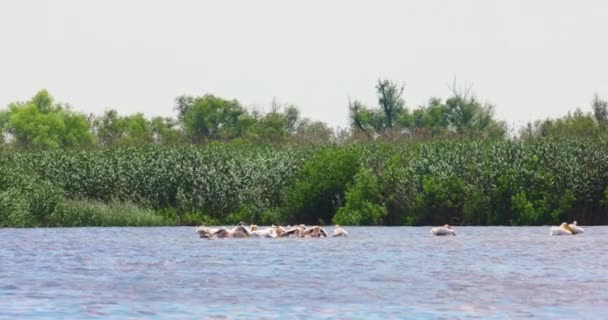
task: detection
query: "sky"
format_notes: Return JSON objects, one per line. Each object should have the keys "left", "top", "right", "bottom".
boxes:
{"left": 1, "top": 0, "right": 607, "bottom": 130}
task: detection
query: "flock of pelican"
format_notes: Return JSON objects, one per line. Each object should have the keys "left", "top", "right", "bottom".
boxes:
{"left": 430, "top": 221, "right": 586, "bottom": 236}
{"left": 196, "top": 221, "right": 587, "bottom": 239}
{"left": 196, "top": 224, "right": 349, "bottom": 239}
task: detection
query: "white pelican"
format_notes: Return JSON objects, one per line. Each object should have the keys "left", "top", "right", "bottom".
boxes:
{"left": 249, "top": 225, "right": 277, "bottom": 238}
{"left": 430, "top": 224, "right": 456, "bottom": 236}
{"left": 549, "top": 222, "right": 574, "bottom": 236}
{"left": 302, "top": 226, "right": 328, "bottom": 238}
{"left": 272, "top": 225, "right": 288, "bottom": 237}
{"left": 331, "top": 225, "right": 349, "bottom": 237}
{"left": 569, "top": 221, "right": 585, "bottom": 234}
{"left": 212, "top": 225, "right": 251, "bottom": 238}
{"left": 196, "top": 226, "right": 220, "bottom": 238}
{"left": 280, "top": 225, "right": 306, "bottom": 237}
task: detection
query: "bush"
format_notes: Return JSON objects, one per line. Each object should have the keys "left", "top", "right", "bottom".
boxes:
{"left": 285, "top": 145, "right": 362, "bottom": 224}
{"left": 0, "top": 169, "right": 65, "bottom": 227}
{"left": 334, "top": 168, "right": 387, "bottom": 225}
{"left": 2, "top": 137, "right": 608, "bottom": 227}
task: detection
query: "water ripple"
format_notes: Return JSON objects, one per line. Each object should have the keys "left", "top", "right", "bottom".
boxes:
{"left": 1, "top": 226, "right": 607, "bottom": 319}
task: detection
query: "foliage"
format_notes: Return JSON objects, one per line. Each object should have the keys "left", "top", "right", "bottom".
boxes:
{"left": 0, "top": 166, "right": 65, "bottom": 227}
{"left": 176, "top": 94, "right": 247, "bottom": 142}
{"left": 349, "top": 80, "right": 507, "bottom": 140}
{"left": 1, "top": 85, "right": 608, "bottom": 227}
{"left": 285, "top": 145, "right": 362, "bottom": 224}
{"left": 53, "top": 200, "right": 171, "bottom": 227}
{"left": 5, "top": 90, "right": 93, "bottom": 149}
{"left": 333, "top": 168, "right": 387, "bottom": 225}
{"left": 1, "top": 137, "right": 608, "bottom": 227}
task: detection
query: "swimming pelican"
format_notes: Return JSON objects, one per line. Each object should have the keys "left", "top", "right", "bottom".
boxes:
{"left": 569, "top": 221, "right": 585, "bottom": 234}
{"left": 302, "top": 226, "right": 328, "bottom": 238}
{"left": 196, "top": 226, "right": 220, "bottom": 238}
{"left": 430, "top": 224, "right": 456, "bottom": 236}
{"left": 249, "top": 225, "right": 277, "bottom": 238}
{"left": 213, "top": 225, "right": 251, "bottom": 238}
{"left": 271, "top": 225, "right": 288, "bottom": 237}
{"left": 549, "top": 222, "right": 573, "bottom": 236}
{"left": 280, "top": 225, "right": 306, "bottom": 237}
{"left": 331, "top": 225, "right": 349, "bottom": 237}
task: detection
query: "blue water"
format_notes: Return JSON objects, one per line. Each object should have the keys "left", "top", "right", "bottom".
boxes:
{"left": 1, "top": 226, "right": 607, "bottom": 319}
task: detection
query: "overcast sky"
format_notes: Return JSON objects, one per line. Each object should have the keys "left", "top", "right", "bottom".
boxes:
{"left": 1, "top": 0, "right": 607, "bottom": 129}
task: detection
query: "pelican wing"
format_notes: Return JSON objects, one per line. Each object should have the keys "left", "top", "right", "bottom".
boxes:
{"left": 319, "top": 228, "right": 328, "bottom": 238}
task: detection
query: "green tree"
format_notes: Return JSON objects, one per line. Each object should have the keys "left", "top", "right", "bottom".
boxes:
{"left": 150, "top": 116, "right": 183, "bottom": 145}
{"left": 293, "top": 120, "right": 334, "bottom": 144}
{"left": 0, "top": 110, "right": 8, "bottom": 145}
{"left": 349, "top": 79, "right": 406, "bottom": 136}
{"left": 443, "top": 94, "right": 506, "bottom": 138}
{"left": 93, "top": 110, "right": 156, "bottom": 146}
{"left": 334, "top": 168, "right": 387, "bottom": 225}
{"left": 521, "top": 109, "right": 599, "bottom": 139}
{"left": 350, "top": 79, "right": 505, "bottom": 140}
{"left": 175, "top": 94, "right": 246, "bottom": 143}
{"left": 592, "top": 93, "right": 608, "bottom": 129}
{"left": 93, "top": 109, "right": 123, "bottom": 147}
{"left": 286, "top": 146, "right": 362, "bottom": 224}
{"left": 121, "top": 113, "right": 154, "bottom": 145}
{"left": 6, "top": 90, "right": 93, "bottom": 149}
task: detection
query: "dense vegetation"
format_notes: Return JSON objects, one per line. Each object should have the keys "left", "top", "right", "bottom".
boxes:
{"left": 2, "top": 138, "right": 608, "bottom": 227}
{"left": 1, "top": 80, "right": 608, "bottom": 227}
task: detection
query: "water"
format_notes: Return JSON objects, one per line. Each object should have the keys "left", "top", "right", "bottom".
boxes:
{"left": 1, "top": 226, "right": 607, "bottom": 319}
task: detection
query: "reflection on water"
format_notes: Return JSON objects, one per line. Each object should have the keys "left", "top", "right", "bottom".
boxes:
{"left": 1, "top": 227, "right": 607, "bottom": 319}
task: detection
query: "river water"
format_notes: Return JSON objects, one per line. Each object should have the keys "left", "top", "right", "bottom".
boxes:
{"left": 1, "top": 226, "right": 607, "bottom": 319}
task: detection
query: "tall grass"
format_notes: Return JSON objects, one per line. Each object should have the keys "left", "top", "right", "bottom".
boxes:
{"left": 1, "top": 138, "right": 608, "bottom": 227}
{"left": 53, "top": 200, "right": 174, "bottom": 227}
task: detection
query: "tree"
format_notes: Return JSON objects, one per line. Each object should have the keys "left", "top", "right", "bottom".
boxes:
{"left": 349, "top": 79, "right": 506, "bottom": 140}
{"left": 443, "top": 95, "right": 506, "bottom": 138}
{"left": 92, "top": 110, "right": 157, "bottom": 147}
{"left": 150, "top": 116, "right": 183, "bottom": 145}
{"left": 6, "top": 90, "right": 93, "bottom": 149}
{"left": 411, "top": 97, "right": 451, "bottom": 137}
{"left": 592, "top": 93, "right": 608, "bottom": 128}
{"left": 120, "top": 113, "right": 154, "bottom": 145}
{"left": 349, "top": 79, "right": 407, "bottom": 136}
{"left": 376, "top": 79, "right": 405, "bottom": 129}
{"left": 93, "top": 110, "right": 123, "bottom": 147}
{"left": 293, "top": 120, "right": 334, "bottom": 144}
{"left": 0, "top": 111, "right": 8, "bottom": 145}
{"left": 521, "top": 109, "right": 599, "bottom": 138}
{"left": 175, "top": 94, "right": 246, "bottom": 143}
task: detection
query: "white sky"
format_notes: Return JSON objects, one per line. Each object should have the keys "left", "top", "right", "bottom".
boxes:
{"left": 1, "top": 0, "right": 607, "bottom": 130}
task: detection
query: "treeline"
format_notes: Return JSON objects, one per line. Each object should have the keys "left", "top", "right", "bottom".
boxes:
{"left": 0, "top": 90, "right": 335, "bottom": 149}
{"left": 1, "top": 80, "right": 608, "bottom": 227}
{"left": 1, "top": 80, "right": 607, "bottom": 148}
{"left": 1, "top": 139, "right": 608, "bottom": 227}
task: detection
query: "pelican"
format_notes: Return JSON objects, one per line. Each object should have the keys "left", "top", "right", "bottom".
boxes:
{"left": 213, "top": 225, "right": 251, "bottom": 238}
{"left": 272, "top": 225, "right": 288, "bottom": 237}
{"left": 430, "top": 224, "right": 456, "bottom": 236}
{"left": 549, "top": 222, "right": 574, "bottom": 235}
{"left": 303, "top": 226, "right": 328, "bottom": 238}
{"left": 196, "top": 226, "right": 220, "bottom": 239}
{"left": 331, "top": 225, "right": 349, "bottom": 237}
{"left": 280, "top": 225, "right": 306, "bottom": 237}
{"left": 569, "top": 221, "right": 584, "bottom": 234}
{"left": 249, "top": 225, "right": 277, "bottom": 238}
